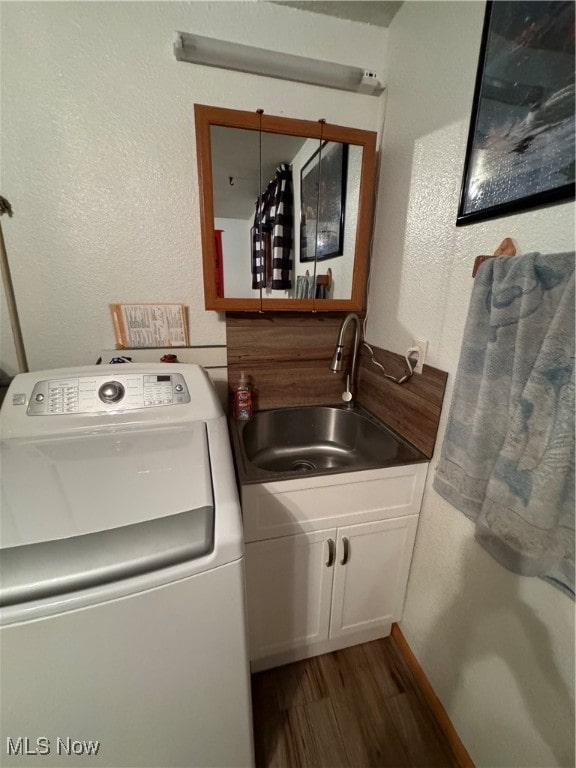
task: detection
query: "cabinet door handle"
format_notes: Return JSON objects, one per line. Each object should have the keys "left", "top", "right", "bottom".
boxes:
{"left": 326, "top": 538, "right": 335, "bottom": 567}
{"left": 340, "top": 537, "right": 350, "bottom": 565}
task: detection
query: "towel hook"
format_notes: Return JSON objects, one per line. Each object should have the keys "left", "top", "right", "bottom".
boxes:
{"left": 315, "top": 268, "right": 332, "bottom": 290}
{"left": 472, "top": 238, "right": 516, "bottom": 277}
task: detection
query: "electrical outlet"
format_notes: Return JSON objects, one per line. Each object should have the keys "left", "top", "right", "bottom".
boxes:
{"left": 412, "top": 339, "right": 428, "bottom": 374}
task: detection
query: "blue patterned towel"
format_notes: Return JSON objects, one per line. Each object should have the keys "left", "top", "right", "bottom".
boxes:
{"left": 434, "top": 251, "right": 575, "bottom": 597}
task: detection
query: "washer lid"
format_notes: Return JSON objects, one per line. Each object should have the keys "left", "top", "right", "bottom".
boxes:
{"left": 1, "top": 422, "right": 213, "bottom": 549}
{"left": 0, "top": 505, "right": 213, "bottom": 607}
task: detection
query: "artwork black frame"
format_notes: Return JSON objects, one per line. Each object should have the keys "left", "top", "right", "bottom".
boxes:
{"left": 457, "top": 1, "right": 575, "bottom": 226}
{"left": 300, "top": 141, "right": 348, "bottom": 261}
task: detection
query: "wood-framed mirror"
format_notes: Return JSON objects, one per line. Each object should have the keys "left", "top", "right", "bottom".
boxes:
{"left": 194, "top": 104, "right": 377, "bottom": 312}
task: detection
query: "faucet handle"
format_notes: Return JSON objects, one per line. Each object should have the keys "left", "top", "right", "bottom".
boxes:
{"left": 341, "top": 375, "right": 353, "bottom": 403}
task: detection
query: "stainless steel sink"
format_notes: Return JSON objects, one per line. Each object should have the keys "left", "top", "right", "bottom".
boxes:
{"left": 232, "top": 405, "right": 426, "bottom": 482}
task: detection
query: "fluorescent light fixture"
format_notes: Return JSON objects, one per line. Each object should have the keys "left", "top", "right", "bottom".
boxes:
{"left": 174, "top": 32, "right": 383, "bottom": 96}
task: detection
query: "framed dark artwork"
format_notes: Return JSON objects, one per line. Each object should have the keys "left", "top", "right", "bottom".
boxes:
{"left": 300, "top": 140, "right": 348, "bottom": 261}
{"left": 457, "top": 1, "right": 575, "bottom": 226}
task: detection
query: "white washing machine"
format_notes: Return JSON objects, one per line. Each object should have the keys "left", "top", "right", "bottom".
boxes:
{"left": 0, "top": 364, "right": 254, "bottom": 768}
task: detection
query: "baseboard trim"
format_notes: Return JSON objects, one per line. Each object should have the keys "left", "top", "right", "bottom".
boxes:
{"left": 250, "top": 623, "right": 393, "bottom": 673}
{"left": 391, "top": 624, "right": 475, "bottom": 768}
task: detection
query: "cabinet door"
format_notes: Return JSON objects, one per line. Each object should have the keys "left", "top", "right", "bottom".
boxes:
{"left": 245, "top": 529, "right": 336, "bottom": 662}
{"left": 329, "top": 516, "right": 419, "bottom": 640}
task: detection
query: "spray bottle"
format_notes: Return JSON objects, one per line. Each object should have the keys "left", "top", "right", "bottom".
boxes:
{"left": 233, "top": 371, "right": 252, "bottom": 421}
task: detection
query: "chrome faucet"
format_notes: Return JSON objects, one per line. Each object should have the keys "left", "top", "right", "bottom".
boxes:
{"left": 330, "top": 313, "right": 361, "bottom": 407}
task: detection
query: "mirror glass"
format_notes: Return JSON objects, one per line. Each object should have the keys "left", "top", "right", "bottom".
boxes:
{"left": 210, "top": 126, "right": 363, "bottom": 301}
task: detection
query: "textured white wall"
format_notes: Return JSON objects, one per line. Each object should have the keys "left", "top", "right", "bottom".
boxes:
{"left": 366, "top": 3, "right": 575, "bottom": 767}
{"left": 0, "top": 1, "right": 386, "bottom": 371}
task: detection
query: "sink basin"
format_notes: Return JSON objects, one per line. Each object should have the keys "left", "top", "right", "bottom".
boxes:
{"left": 232, "top": 405, "right": 426, "bottom": 482}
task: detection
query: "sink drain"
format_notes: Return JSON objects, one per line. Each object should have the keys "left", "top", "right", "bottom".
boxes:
{"left": 291, "top": 459, "right": 317, "bottom": 472}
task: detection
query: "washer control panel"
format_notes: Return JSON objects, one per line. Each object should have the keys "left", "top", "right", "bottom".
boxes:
{"left": 27, "top": 373, "right": 191, "bottom": 415}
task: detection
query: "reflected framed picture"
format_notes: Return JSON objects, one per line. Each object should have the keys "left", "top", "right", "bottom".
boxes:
{"left": 300, "top": 140, "right": 348, "bottom": 261}
{"left": 457, "top": 0, "right": 575, "bottom": 226}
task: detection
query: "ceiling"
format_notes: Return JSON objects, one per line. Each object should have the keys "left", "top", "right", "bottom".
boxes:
{"left": 269, "top": 1, "right": 403, "bottom": 28}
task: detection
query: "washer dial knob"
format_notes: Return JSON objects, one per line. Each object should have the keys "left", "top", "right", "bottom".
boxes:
{"left": 98, "top": 381, "right": 125, "bottom": 403}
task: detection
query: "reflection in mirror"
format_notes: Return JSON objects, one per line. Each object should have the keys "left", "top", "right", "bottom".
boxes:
{"left": 297, "top": 141, "right": 363, "bottom": 300}
{"left": 211, "top": 127, "right": 308, "bottom": 300}
{"left": 211, "top": 126, "right": 259, "bottom": 300}
{"left": 210, "top": 126, "right": 362, "bottom": 301}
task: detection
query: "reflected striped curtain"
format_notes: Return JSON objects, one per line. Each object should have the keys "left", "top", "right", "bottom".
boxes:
{"left": 252, "top": 164, "right": 293, "bottom": 290}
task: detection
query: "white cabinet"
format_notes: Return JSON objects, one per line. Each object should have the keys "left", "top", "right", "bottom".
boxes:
{"left": 329, "top": 517, "right": 419, "bottom": 640}
{"left": 241, "top": 463, "right": 428, "bottom": 672}
{"left": 244, "top": 530, "right": 335, "bottom": 660}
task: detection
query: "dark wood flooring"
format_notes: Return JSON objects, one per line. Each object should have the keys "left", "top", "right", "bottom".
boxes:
{"left": 251, "top": 637, "right": 460, "bottom": 768}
